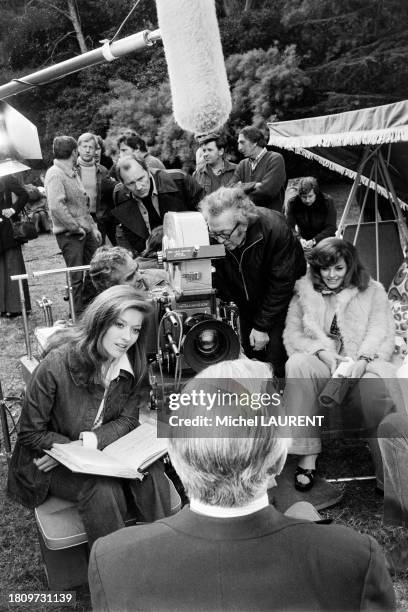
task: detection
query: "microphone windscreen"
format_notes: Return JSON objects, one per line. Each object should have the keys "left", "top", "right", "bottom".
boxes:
{"left": 155, "top": 0, "right": 232, "bottom": 134}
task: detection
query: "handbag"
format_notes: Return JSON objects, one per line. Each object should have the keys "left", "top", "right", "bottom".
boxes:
{"left": 12, "top": 209, "right": 38, "bottom": 243}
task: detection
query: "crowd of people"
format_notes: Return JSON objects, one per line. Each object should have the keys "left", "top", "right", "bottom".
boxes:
{"left": 3, "top": 124, "right": 408, "bottom": 609}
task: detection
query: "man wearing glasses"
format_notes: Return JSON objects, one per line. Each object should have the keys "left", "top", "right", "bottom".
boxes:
{"left": 199, "top": 186, "right": 306, "bottom": 378}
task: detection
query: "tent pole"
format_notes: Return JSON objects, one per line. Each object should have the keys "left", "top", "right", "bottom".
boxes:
{"left": 377, "top": 150, "right": 408, "bottom": 251}
{"left": 376, "top": 153, "right": 401, "bottom": 224}
{"left": 336, "top": 147, "right": 371, "bottom": 237}
{"left": 374, "top": 156, "right": 380, "bottom": 282}
{"left": 354, "top": 162, "right": 376, "bottom": 236}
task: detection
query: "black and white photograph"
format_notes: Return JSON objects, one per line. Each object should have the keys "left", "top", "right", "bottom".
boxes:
{"left": 0, "top": 1, "right": 408, "bottom": 610}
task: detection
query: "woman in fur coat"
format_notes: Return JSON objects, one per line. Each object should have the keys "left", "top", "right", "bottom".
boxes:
{"left": 283, "top": 237, "right": 404, "bottom": 492}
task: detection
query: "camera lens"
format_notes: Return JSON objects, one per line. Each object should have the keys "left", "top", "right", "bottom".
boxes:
{"left": 183, "top": 317, "right": 240, "bottom": 372}
{"left": 195, "top": 329, "right": 220, "bottom": 355}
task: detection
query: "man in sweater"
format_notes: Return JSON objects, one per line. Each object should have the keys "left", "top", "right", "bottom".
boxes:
{"left": 89, "top": 360, "right": 395, "bottom": 612}
{"left": 77, "top": 132, "right": 116, "bottom": 246}
{"left": 193, "top": 133, "right": 236, "bottom": 195}
{"left": 231, "top": 126, "right": 286, "bottom": 211}
{"left": 44, "top": 135, "right": 101, "bottom": 316}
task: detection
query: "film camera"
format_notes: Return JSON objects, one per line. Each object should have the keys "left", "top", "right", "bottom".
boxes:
{"left": 146, "top": 211, "right": 241, "bottom": 405}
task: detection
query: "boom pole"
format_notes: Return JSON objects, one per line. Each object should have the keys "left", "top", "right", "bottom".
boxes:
{"left": 0, "top": 29, "right": 162, "bottom": 100}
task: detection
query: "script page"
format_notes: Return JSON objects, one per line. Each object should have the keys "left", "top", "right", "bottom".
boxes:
{"left": 46, "top": 445, "right": 140, "bottom": 479}
{"left": 103, "top": 422, "right": 167, "bottom": 471}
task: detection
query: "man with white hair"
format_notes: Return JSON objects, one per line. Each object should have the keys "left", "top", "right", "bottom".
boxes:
{"left": 89, "top": 359, "right": 394, "bottom": 612}
{"left": 199, "top": 186, "right": 306, "bottom": 378}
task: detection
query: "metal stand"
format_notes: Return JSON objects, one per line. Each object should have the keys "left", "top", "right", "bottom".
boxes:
{"left": 9, "top": 273, "right": 32, "bottom": 358}
{"left": 33, "top": 264, "right": 90, "bottom": 323}
{"left": 0, "top": 380, "right": 12, "bottom": 459}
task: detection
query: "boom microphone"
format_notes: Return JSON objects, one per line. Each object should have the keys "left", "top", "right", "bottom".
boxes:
{"left": 155, "top": 0, "right": 232, "bottom": 134}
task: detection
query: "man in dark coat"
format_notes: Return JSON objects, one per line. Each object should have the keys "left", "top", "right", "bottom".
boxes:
{"left": 112, "top": 155, "right": 204, "bottom": 255}
{"left": 199, "top": 186, "right": 306, "bottom": 378}
{"left": 89, "top": 361, "right": 395, "bottom": 612}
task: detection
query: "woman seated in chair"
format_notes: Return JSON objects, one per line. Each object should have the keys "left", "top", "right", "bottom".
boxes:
{"left": 7, "top": 285, "right": 172, "bottom": 547}
{"left": 283, "top": 237, "right": 404, "bottom": 492}
{"left": 285, "top": 177, "right": 337, "bottom": 251}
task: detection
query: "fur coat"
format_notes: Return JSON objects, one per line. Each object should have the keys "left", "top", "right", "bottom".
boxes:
{"left": 283, "top": 271, "right": 395, "bottom": 363}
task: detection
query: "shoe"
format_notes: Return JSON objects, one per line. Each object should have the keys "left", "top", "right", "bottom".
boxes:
{"left": 295, "top": 466, "right": 316, "bottom": 492}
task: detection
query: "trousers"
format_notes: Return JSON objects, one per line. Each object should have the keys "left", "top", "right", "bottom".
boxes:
{"left": 49, "top": 461, "right": 171, "bottom": 548}
{"left": 240, "top": 316, "right": 287, "bottom": 379}
{"left": 56, "top": 231, "right": 99, "bottom": 316}
{"left": 378, "top": 413, "right": 408, "bottom": 527}
{"left": 283, "top": 354, "right": 404, "bottom": 484}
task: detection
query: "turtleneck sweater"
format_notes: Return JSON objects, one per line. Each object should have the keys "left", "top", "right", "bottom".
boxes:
{"left": 77, "top": 158, "right": 97, "bottom": 213}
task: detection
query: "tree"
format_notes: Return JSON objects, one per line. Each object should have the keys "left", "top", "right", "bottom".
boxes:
{"left": 24, "top": 0, "right": 87, "bottom": 54}
{"left": 226, "top": 44, "right": 310, "bottom": 127}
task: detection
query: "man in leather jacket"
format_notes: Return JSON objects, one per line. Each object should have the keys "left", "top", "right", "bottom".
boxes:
{"left": 112, "top": 155, "right": 204, "bottom": 255}
{"left": 199, "top": 186, "right": 306, "bottom": 378}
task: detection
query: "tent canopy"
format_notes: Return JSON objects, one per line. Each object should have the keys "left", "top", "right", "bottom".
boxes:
{"left": 268, "top": 100, "right": 408, "bottom": 207}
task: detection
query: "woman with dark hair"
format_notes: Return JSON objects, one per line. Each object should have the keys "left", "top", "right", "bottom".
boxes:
{"left": 285, "top": 177, "right": 337, "bottom": 250}
{"left": 0, "top": 174, "right": 31, "bottom": 317}
{"left": 282, "top": 237, "right": 403, "bottom": 492}
{"left": 8, "top": 285, "right": 171, "bottom": 546}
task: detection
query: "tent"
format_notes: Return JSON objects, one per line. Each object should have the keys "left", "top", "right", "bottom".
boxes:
{"left": 267, "top": 100, "right": 408, "bottom": 286}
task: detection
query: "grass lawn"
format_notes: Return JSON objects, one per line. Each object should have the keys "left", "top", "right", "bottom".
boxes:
{"left": 0, "top": 183, "right": 407, "bottom": 610}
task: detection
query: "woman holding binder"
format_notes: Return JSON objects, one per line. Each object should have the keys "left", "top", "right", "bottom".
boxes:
{"left": 8, "top": 285, "right": 171, "bottom": 547}
{"left": 282, "top": 237, "right": 403, "bottom": 493}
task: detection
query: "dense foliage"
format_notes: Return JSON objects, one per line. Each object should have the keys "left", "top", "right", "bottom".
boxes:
{"left": 0, "top": 0, "right": 406, "bottom": 169}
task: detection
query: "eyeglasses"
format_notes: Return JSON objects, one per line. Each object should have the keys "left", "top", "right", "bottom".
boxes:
{"left": 208, "top": 222, "right": 240, "bottom": 241}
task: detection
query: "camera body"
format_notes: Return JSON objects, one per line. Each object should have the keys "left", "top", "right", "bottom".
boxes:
{"left": 146, "top": 212, "right": 241, "bottom": 404}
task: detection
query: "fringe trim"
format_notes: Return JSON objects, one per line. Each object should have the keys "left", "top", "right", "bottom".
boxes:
{"left": 289, "top": 147, "right": 408, "bottom": 210}
{"left": 268, "top": 127, "right": 408, "bottom": 149}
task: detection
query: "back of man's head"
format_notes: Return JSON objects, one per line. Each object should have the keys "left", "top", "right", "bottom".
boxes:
{"left": 53, "top": 135, "right": 77, "bottom": 160}
{"left": 168, "top": 359, "right": 288, "bottom": 507}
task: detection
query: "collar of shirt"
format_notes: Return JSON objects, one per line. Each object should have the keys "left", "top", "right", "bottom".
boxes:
{"left": 203, "top": 162, "right": 225, "bottom": 176}
{"left": 54, "top": 158, "right": 76, "bottom": 178}
{"left": 250, "top": 147, "right": 267, "bottom": 171}
{"left": 104, "top": 352, "right": 133, "bottom": 384}
{"left": 190, "top": 493, "right": 269, "bottom": 518}
{"left": 130, "top": 173, "right": 160, "bottom": 234}
{"left": 150, "top": 173, "right": 158, "bottom": 197}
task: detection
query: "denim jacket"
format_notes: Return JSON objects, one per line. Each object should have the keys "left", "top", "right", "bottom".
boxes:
{"left": 7, "top": 345, "right": 142, "bottom": 508}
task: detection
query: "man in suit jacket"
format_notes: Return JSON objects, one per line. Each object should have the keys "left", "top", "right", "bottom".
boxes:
{"left": 89, "top": 360, "right": 395, "bottom": 612}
